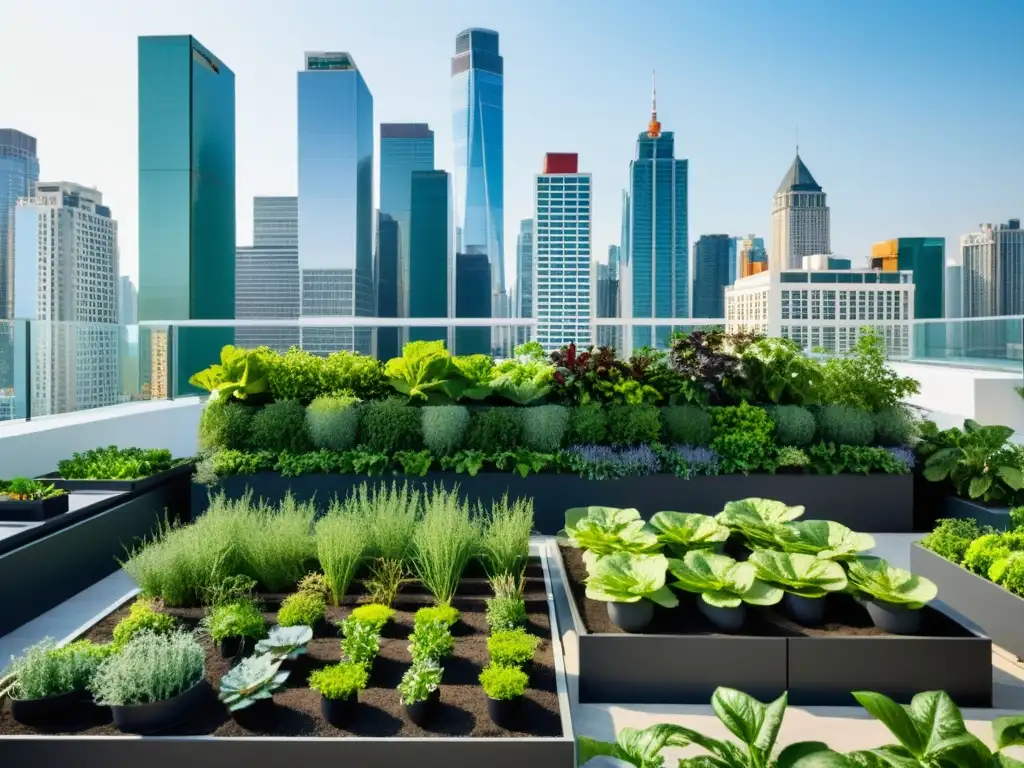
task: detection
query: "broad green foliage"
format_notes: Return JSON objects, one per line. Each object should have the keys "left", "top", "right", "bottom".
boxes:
{"left": 845, "top": 556, "right": 938, "bottom": 608}
{"left": 562, "top": 506, "right": 659, "bottom": 556}
{"left": 254, "top": 625, "right": 313, "bottom": 662}
{"left": 251, "top": 399, "right": 313, "bottom": 453}
{"left": 306, "top": 394, "right": 361, "bottom": 451}
{"left": 218, "top": 653, "right": 290, "bottom": 712}
{"left": 491, "top": 344, "right": 554, "bottom": 406}
{"left": 648, "top": 511, "right": 730, "bottom": 555}
{"left": 0, "top": 477, "right": 65, "bottom": 500}
{"left": 782, "top": 520, "right": 876, "bottom": 560}
{"left": 748, "top": 550, "right": 848, "bottom": 598}
{"left": 263, "top": 347, "right": 387, "bottom": 403}
{"left": 711, "top": 402, "right": 775, "bottom": 473}
{"left": 816, "top": 405, "right": 876, "bottom": 447}
{"left": 398, "top": 660, "right": 443, "bottom": 705}
{"left": 308, "top": 661, "right": 368, "bottom": 700}
{"left": 479, "top": 663, "right": 528, "bottom": 700}
{"left": 339, "top": 617, "right": 381, "bottom": 668}
{"left": 768, "top": 405, "right": 817, "bottom": 447}
{"left": 661, "top": 405, "right": 713, "bottom": 446}
{"left": 189, "top": 345, "right": 269, "bottom": 401}
{"left": 736, "top": 337, "right": 824, "bottom": 406}
{"left": 421, "top": 405, "right": 470, "bottom": 456}
{"left": 584, "top": 552, "right": 679, "bottom": 608}
{"left": 385, "top": 340, "right": 466, "bottom": 402}
{"left": 818, "top": 330, "right": 920, "bottom": 412}
{"left": 922, "top": 419, "right": 1024, "bottom": 505}
{"left": 717, "top": 498, "right": 805, "bottom": 550}
{"left": 668, "top": 550, "right": 783, "bottom": 609}
{"left": 91, "top": 630, "right": 205, "bottom": 707}
{"left": 451, "top": 354, "right": 495, "bottom": 399}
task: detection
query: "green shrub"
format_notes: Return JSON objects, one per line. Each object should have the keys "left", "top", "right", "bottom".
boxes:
{"left": 606, "top": 405, "right": 661, "bottom": 446}
{"left": 769, "top": 405, "right": 816, "bottom": 447}
{"left": 661, "top": 405, "right": 712, "bottom": 446}
{"left": 815, "top": 405, "right": 875, "bottom": 446}
{"left": 421, "top": 405, "right": 470, "bottom": 456}
{"left": 251, "top": 400, "right": 313, "bottom": 453}
{"left": 818, "top": 330, "right": 920, "bottom": 411}
{"left": 873, "top": 405, "right": 915, "bottom": 446}
{"left": 920, "top": 518, "right": 984, "bottom": 564}
{"left": 4, "top": 639, "right": 111, "bottom": 700}
{"left": 412, "top": 488, "right": 482, "bottom": 605}
{"left": 348, "top": 604, "right": 395, "bottom": 633}
{"left": 308, "top": 661, "right": 368, "bottom": 700}
{"left": 297, "top": 572, "right": 332, "bottom": 601}
{"left": 465, "top": 407, "right": 524, "bottom": 451}
{"left": 962, "top": 532, "right": 1024, "bottom": 577}
{"left": 486, "top": 595, "right": 527, "bottom": 632}
{"left": 306, "top": 395, "right": 361, "bottom": 450}
{"left": 409, "top": 619, "right": 455, "bottom": 664}
{"left": 990, "top": 552, "right": 1024, "bottom": 596}
{"left": 479, "top": 663, "right": 528, "bottom": 700}
{"left": 710, "top": 403, "right": 775, "bottom": 473}
{"left": 265, "top": 347, "right": 387, "bottom": 403}
{"left": 199, "top": 400, "right": 254, "bottom": 451}
{"left": 339, "top": 617, "right": 380, "bottom": 668}
{"left": 487, "top": 628, "right": 540, "bottom": 667}
{"left": 277, "top": 591, "right": 326, "bottom": 628}
{"left": 91, "top": 630, "right": 205, "bottom": 706}
{"left": 521, "top": 404, "right": 569, "bottom": 452}
{"left": 414, "top": 604, "right": 461, "bottom": 628}
{"left": 567, "top": 405, "right": 607, "bottom": 444}
{"left": 359, "top": 400, "right": 422, "bottom": 453}
{"left": 1013, "top": 507, "right": 1024, "bottom": 530}
{"left": 112, "top": 599, "right": 177, "bottom": 649}
{"left": 204, "top": 599, "right": 266, "bottom": 644}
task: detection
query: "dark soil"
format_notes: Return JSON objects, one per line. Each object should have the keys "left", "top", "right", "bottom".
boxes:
{"left": 0, "top": 561, "right": 563, "bottom": 738}
{"left": 559, "top": 544, "right": 975, "bottom": 638}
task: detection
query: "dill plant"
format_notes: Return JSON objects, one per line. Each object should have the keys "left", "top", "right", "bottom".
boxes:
{"left": 239, "top": 493, "right": 317, "bottom": 592}
{"left": 1, "top": 639, "right": 111, "bottom": 701}
{"left": 315, "top": 497, "right": 368, "bottom": 604}
{"left": 355, "top": 482, "right": 419, "bottom": 604}
{"left": 479, "top": 495, "right": 533, "bottom": 579}
{"left": 91, "top": 630, "right": 205, "bottom": 706}
{"left": 412, "top": 487, "right": 481, "bottom": 605}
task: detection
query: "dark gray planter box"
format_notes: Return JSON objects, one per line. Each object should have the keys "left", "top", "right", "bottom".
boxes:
{"left": 37, "top": 462, "right": 193, "bottom": 495}
{"left": 912, "top": 542, "right": 1024, "bottom": 660}
{"left": 0, "top": 493, "right": 69, "bottom": 522}
{"left": 941, "top": 495, "right": 1013, "bottom": 530}
{"left": 196, "top": 471, "right": 913, "bottom": 534}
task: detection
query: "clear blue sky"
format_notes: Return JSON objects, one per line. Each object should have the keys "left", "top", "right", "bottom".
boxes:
{"left": 2, "top": 0, "right": 1022, "bottom": 288}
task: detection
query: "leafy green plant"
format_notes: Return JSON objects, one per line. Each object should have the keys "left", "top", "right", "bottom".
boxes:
{"left": 845, "top": 556, "right": 938, "bottom": 608}
{"left": 781, "top": 520, "right": 876, "bottom": 560}
{"left": 359, "top": 399, "right": 423, "bottom": 453}
{"left": 922, "top": 420, "right": 1024, "bottom": 504}
{"left": 562, "top": 506, "right": 659, "bottom": 556}
{"left": 0, "top": 477, "right": 66, "bottom": 500}
{"left": 366, "top": 558, "right": 408, "bottom": 605}
{"left": 452, "top": 354, "right": 495, "bottom": 399}
{"left": 414, "top": 604, "right": 461, "bottom": 628}
{"left": 962, "top": 532, "right": 1024, "bottom": 578}
{"left": 242, "top": 493, "right": 318, "bottom": 592}
{"left": 385, "top": 340, "right": 466, "bottom": 402}
{"left": 606, "top": 404, "right": 661, "bottom": 446}
{"left": 250, "top": 400, "right": 314, "bottom": 453}
{"left": 585, "top": 552, "right": 679, "bottom": 608}
{"left": 491, "top": 347, "right": 555, "bottom": 405}
{"left": 465, "top": 407, "right": 525, "bottom": 451}
{"left": 439, "top": 449, "right": 487, "bottom": 476}
{"left": 521, "top": 404, "right": 569, "bottom": 452}
{"left": 716, "top": 498, "right": 805, "bottom": 551}
{"left": 487, "top": 628, "right": 540, "bottom": 667}
{"left": 254, "top": 625, "right": 313, "bottom": 661}
{"left": 351, "top": 481, "right": 417, "bottom": 603}
{"left": 493, "top": 449, "right": 553, "bottom": 477}
{"left": 486, "top": 595, "right": 528, "bottom": 632}
{"left": 873, "top": 405, "right": 915, "bottom": 446}
{"left": 339, "top": 616, "right": 381, "bottom": 668}
{"left": 315, "top": 497, "right": 367, "bottom": 604}
{"left": 710, "top": 402, "right": 775, "bottom": 473}
{"left": 409, "top": 620, "right": 455, "bottom": 664}
{"left": 815, "top": 405, "right": 875, "bottom": 447}
{"left": 1, "top": 639, "right": 111, "bottom": 701}
{"left": 920, "top": 518, "right": 985, "bottom": 563}
{"left": 202, "top": 574, "right": 258, "bottom": 607}
{"left": 668, "top": 550, "right": 783, "bottom": 609}
{"left": 277, "top": 591, "right": 325, "bottom": 628}
{"left": 58, "top": 446, "right": 178, "bottom": 480}
{"left": 768, "top": 405, "right": 816, "bottom": 447}
{"left": 990, "top": 552, "right": 1024, "bottom": 596}
{"left": 297, "top": 572, "right": 331, "bottom": 601}
{"left": 648, "top": 511, "right": 730, "bottom": 555}
{"left": 218, "top": 653, "right": 290, "bottom": 712}
{"left": 111, "top": 599, "right": 177, "bottom": 649}
{"left": 770, "top": 446, "right": 810, "bottom": 472}
{"left": 394, "top": 449, "right": 434, "bottom": 476}
{"left": 661, "top": 405, "right": 713, "bottom": 446}
{"left": 91, "top": 630, "right": 205, "bottom": 706}
{"left": 734, "top": 337, "right": 824, "bottom": 406}
{"left": 805, "top": 443, "right": 907, "bottom": 475}
{"left": 421, "top": 405, "right": 470, "bottom": 456}
{"left": 189, "top": 345, "right": 269, "bottom": 402}
{"left": 748, "top": 550, "right": 848, "bottom": 598}
{"left": 412, "top": 487, "right": 481, "bottom": 605}
{"left": 567, "top": 404, "right": 608, "bottom": 444}
{"left": 818, "top": 330, "right": 920, "bottom": 412}
{"left": 308, "top": 662, "right": 368, "bottom": 701}
{"left": 203, "top": 599, "right": 266, "bottom": 644}
{"left": 306, "top": 394, "right": 361, "bottom": 450}
{"left": 479, "top": 664, "right": 528, "bottom": 700}
{"left": 398, "top": 660, "right": 443, "bottom": 705}
{"left": 263, "top": 347, "right": 387, "bottom": 403}
{"left": 348, "top": 604, "right": 395, "bottom": 633}
{"left": 199, "top": 399, "right": 256, "bottom": 451}
{"left": 479, "top": 494, "right": 533, "bottom": 578}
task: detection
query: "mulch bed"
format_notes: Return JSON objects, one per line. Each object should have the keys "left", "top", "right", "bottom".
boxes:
{"left": 559, "top": 544, "right": 974, "bottom": 638}
{"left": 0, "top": 561, "right": 562, "bottom": 738}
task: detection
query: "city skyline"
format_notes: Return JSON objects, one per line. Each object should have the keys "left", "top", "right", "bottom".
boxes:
{"left": 3, "top": 1, "right": 1021, "bottom": 294}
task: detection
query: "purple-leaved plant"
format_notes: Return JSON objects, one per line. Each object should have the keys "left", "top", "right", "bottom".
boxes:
{"left": 564, "top": 444, "right": 662, "bottom": 479}
{"left": 886, "top": 446, "right": 916, "bottom": 471}
{"left": 670, "top": 445, "right": 721, "bottom": 478}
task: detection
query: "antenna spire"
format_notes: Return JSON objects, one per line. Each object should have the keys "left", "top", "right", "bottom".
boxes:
{"left": 647, "top": 69, "right": 662, "bottom": 138}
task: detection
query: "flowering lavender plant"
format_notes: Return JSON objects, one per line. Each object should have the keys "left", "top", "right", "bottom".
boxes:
{"left": 665, "top": 445, "right": 721, "bottom": 479}
{"left": 886, "top": 446, "right": 916, "bottom": 471}
{"left": 563, "top": 444, "right": 662, "bottom": 480}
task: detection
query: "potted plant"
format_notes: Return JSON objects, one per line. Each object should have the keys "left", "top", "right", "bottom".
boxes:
{"left": 487, "top": 628, "right": 541, "bottom": 674}
{"left": 583, "top": 551, "right": 679, "bottom": 632}
{"left": 716, "top": 498, "right": 806, "bottom": 552}
{"left": 780, "top": 519, "right": 875, "bottom": 561}
{"left": 398, "top": 660, "right": 443, "bottom": 727}
{"left": 479, "top": 663, "right": 528, "bottom": 729}
{"left": 339, "top": 616, "right": 381, "bottom": 671}
{"left": 254, "top": 624, "right": 314, "bottom": 663}
{"left": 90, "top": 630, "right": 208, "bottom": 734}
{"left": 277, "top": 591, "right": 326, "bottom": 631}
{"left": 747, "top": 550, "right": 847, "bottom": 626}
{"left": 347, "top": 603, "right": 396, "bottom": 635}
{"left": 218, "top": 652, "right": 291, "bottom": 726}
{"left": 562, "top": 506, "right": 660, "bottom": 556}
{"left": 203, "top": 598, "right": 267, "bottom": 657}
{"left": 648, "top": 511, "right": 730, "bottom": 556}
{"left": 0, "top": 477, "right": 68, "bottom": 521}
{"left": 409, "top": 619, "right": 455, "bottom": 665}
{"left": 1, "top": 639, "right": 111, "bottom": 723}
{"left": 846, "top": 556, "right": 938, "bottom": 634}
{"left": 413, "top": 604, "right": 461, "bottom": 631}
{"left": 668, "top": 550, "right": 783, "bottom": 631}
{"left": 308, "top": 661, "right": 368, "bottom": 727}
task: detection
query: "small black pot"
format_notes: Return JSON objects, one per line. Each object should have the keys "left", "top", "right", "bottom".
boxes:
{"left": 698, "top": 600, "right": 746, "bottom": 632}
{"left": 487, "top": 695, "right": 523, "bottom": 730}
{"left": 606, "top": 600, "right": 653, "bottom": 632}
{"left": 111, "top": 679, "right": 210, "bottom": 734}
{"left": 404, "top": 688, "right": 440, "bottom": 728}
{"left": 9, "top": 689, "right": 85, "bottom": 724}
{"left": 861, "top": 598, "right": 922, "bottom": 635}
{"left": 219, "top": 635, "right": 257, "bottom": 658}
{"left": 229, "top": 696, "right": 277, "bottom": 730}
{"left": 784, "top": 594, "right": 826, "bottom": 627}
{"left": 321, "top": 693, "right": 358, "bottom": 727}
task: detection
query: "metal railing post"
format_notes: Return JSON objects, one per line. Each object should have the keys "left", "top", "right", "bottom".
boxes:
{"left": 167, "top": 325, "right": 176, "bottom": 401}
{"left": 24, "top": 320, "right": 31, "bottom": 421}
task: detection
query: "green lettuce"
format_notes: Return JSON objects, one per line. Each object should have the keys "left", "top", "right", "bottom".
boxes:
{"left": 563, "top": 506, "right": 659, "bottom": 556}
{"left": 384, "top": 341, "right": 466, "bottom": 402}
{"left": 845, "top": 556, "right": 938, "bottom": 609}
{"left": 716, "top": 498, "right": 804, "bottom": 550}
{"left": 783, "top": 520, "right": 875, "bottom": 561}
{"left": 668, "top": 550, "right": 783, "bottom": 609}
{"left": 648, "top": 511, "right": 730, "bottom": 555}
{"left": 748, "top": 550, "right": 848, "bottom": 598}
{"left": 584, "top": 552, "right": 678, "bottom": 607}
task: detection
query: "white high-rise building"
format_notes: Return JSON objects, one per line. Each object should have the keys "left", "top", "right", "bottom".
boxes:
{"left": 771, "top": 152, "right": 830, "bottom": 271}
{"left": 533, "top": 154, "right": 592, "bottom": 350}
{"left": 961, "top": 219, "right": 1024, "bottom": 317}
{"left": 13, "top": 182, "right": 120, "bottom": 416}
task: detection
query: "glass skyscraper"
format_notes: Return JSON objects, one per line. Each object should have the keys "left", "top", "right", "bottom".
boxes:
{"left": 623, "top": 91, "right": 688, "bottom": 350}
{"left": 514, "top": 218, "right": 533, "bottom": 345}
{"left": 138, "top": 35, "right": 235, "bottom": 395}
{"left": 455, "top": 252, "right": 491, "bottom": 354}
{"left": 298, "top": 52, "right": 374, "bottom": 355}
{"left": 1, "top": 130, "right": 39, "bottom": 320}
{"left": 375, "top": 213, "right": 399, "bottom": 361}
{"left": 871, "top": 237, "right": 946, "bottom": 320}
{"left": 451, "top": 28, "right": 504, "bottom": 314}
{"left": 408, "top": 171, "right": 451, "bottom": 344}
{"left": 692, "top": 234, "right": 733, "bottom": 319}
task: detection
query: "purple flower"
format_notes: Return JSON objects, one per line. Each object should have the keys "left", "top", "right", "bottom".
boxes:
{"left": 565, "top": 444, "right": 661, "bottom": 478}
{"left": 887, "top": 446, "right": 916, "bottom": 470}
{"left": 671, "top": 444, "right": 721, "bottom": 478}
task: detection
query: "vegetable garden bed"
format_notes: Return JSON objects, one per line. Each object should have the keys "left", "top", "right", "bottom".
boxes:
{"left": 38, "top": 462, "right": 193, "bottom": 495}
{"left": 194, "top": 471, "right": 913, "bottom": 534}
{"left": 554, "top": 543, "right": 992, "bottom": 706}
{"left": 940, "top": 495, "right": 1013, "bottom": 531}
{"left": 0, "top": 557, "right": 574, "bottom": 768}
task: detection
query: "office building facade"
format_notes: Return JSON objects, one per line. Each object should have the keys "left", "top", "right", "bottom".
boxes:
{"left": 945, "top": 260, "right": 963, "bottom": 319}
{"left": 375, "top": 213, "right": 400, "bottom": 360}
{"left": 871, "top": 237, "right": 945, "bottom": 319}
{"left": 533, "top": 153, "right": 592, "bottom": 350}
{"left": 455, "top": 252, "right": 491, "bottom": 354}
{"left": 596, "top": 245, "right": 621, "bottom": 349}
{"left": 693, "top": 234, "right": 733, "bottom": 319}
{"left": 962, "top": 220, "right": 1024, "bottom": 317}
{"left": 408, "top": 171, "right": 452, "bottom": 344}
{"left": 1, "top": 129, "right": 39, "bottom": 320}
{"left": 514, "top": 218, "right": 533, "bottom": 345}
{"left": 138, "top": 35, "right": 235, "bottom": 395}
{"left": 734, "top": 235, "right": 767, "bottom": 280}
{"left": 298, "top": 52, "right": 374, "bottom": 355}
{"left": 771, "top": 153, "right": 830, "bottom": 270}
{"left": 254, "top": 196, "right": 298, "bottom": 248}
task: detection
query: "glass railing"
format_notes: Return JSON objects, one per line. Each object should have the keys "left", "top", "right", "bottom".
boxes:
{"left": 911, "top": 316, "right": 1024, "bottom": 372}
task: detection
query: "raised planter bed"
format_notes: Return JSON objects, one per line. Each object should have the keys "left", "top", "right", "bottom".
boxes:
{"left": 196, "top": 471, "right": 913, "bottom": 534}
{"left": 553, "top": 543, "right": 992, "bottom": 707}
{"left": 37, "top": 462, "right": 193, "bottom": 495}
{"left": 0, "top": 494, "right": 69, "bottom": 522}
{"left": 0, "top": 553, "right": 574, "bottom": 768}
{"left": 939, "top": 495, "right": 1013, "bottom": 531}
{"left": 911, "top": 543, "right": 1024, "bottom": 660}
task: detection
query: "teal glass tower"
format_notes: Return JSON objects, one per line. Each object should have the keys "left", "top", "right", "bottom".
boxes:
{"left": 408, "top": 171, "right": 451, "bottom": 343}
{"left": 624, "top": 83, "right": 688, "bottom": 350}
{"left": 693, "top": 234, "right": 732, "bottom": 318}
{"left": 138, "top": 36, "right": 235, "bottom": 395}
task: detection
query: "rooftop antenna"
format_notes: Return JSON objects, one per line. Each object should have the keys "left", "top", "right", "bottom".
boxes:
{"left": 647, "top": 70, "right": 661, "bottom": 138}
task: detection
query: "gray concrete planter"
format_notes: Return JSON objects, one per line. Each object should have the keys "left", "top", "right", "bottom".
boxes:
{"left": 912, "top": 542, "right": 1024, "bottom": 660}
{"left": 196, "top": 471, "right": 913, "bottom": 534}
{"left": 941, "top": 495, "right": 1013, "bottom": 530}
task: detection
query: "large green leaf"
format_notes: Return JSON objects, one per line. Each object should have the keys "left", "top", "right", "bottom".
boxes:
{"left": 749, "top": 550, "right": 847, "bottom": 598}
{"left": 577, "top": 723, "right": 696, "bottom": 767}
{"left": 777, "top": 743, "right": 862, "bottom": 767}
{"left": 907, "top": 690, "right": 969, "bottom": 756}
{"left": 969, "top": 474, "right": 993, "bottom": 499}
{"left": 563, "top": 507, "right": 658, "bottom": 556}
{"left": 668, "top": 551, "right": 782, "bottom": 607}
{"left": 846, "top": 557, "right": 938, "bottom": 608}
{"left": 218, "top": 654, "right": 290, "bottom": 711}
{"left": 841, "top": 747, "right": 919, "bottom": 767}
{"left": 711, "top": 686, "right": 766, "bottom": 746}
{"left": 585, "top": 552, "right": 678, "bottom": 608}
{"left": 784, "top": 520, "right": 876, "bottom": 561}
{"left": 649, "top": 511, "right": 730, "bottom": 555}
{"left": 851, "top": 691, "right": 925, "bottom": 757}
{"left": 993, "top": 715, "right": 1024, "bottom": 750}
{"left": 384, "top": 340, "right": 466, "bottom": 402}
{"left": 717, "top": 498, "right": 805, "bottom": 549}
{"left": 999, "top": 466, "right": 1024, "bottom": 491}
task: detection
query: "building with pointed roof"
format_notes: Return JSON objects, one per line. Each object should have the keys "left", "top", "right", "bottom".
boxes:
{"left": 771, "top": 151, "right": 829, "bottom": 270}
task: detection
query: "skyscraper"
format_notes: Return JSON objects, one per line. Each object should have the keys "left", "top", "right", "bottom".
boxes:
{"left": 118, "top": 276, "right": 138, "bottom": 325}
{"left": 0, "top": 129, "right": 39, "bottom": 320}
{"left": 621, "top": 81, "right": 688, "bottom": 350}
{"left": 408, "top": 170, "right": 451, "bottom": 344}
{"left": 14, "top": 183, "right": 119, "bottom": 416}
{"left": 117, "top": 275, "right": 139, "bottom": 401}
{"left": 138, "top": 36, "right": 235, "bottom": 395}
{"left": 533, "top": 153, "right": 592, "bottom": 351}
{"left": 451, "top": 28, "right": 504, "bottom": 318}
{"left": 871, "top": 237, "right": 946, "bottom": 319}
{"left": 514, "top": 218, "right": 533, "bottom": 345}
{"left": 692, "top": 234, "right": 733, "bottom": 319}
{"left": 734, "top": 235, "right": 767, "bottom": 280}
{"left": 771, "top": 152, "right": 829, "bottom": 270}
{"left": 596, "top": 245, "right": 621, "bottom": 349}
{"left": 236, "top": 197, "right": 300, "bottom": 352}
{"left": 298, "top": 52, "right": 374, "bottom": 355}
{"left": 945, "top": 259, "right": 963, "bottom": 319}
{"left": 455, "top": 252, "right": 491, "bottom": 354}
{"left": 375, "top": 212, "right": 400, "bottom": 361}
{"left": 961, "top": 219, "right": 1024, "bottom": 317}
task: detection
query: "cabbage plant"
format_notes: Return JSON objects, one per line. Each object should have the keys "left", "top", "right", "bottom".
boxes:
{"left": 748, "top": 550, "right": 848, "bottom": 598}
{"left": 253, "top": 625, "right": 313, "bottom": 662}
{"left": 384, "top": 340, "right": 466, "bottom": 402}
{"left": 781, "top": 520, "right": 875, "bottom": 561}
{"left": 584, "top": 552, "right": 678, "bottom": 608}
{"left": 716, "top": 498, "right": 804, "bottom": 550}
{"left": 845, "top": 556, "right": 938, "bottom": 608}
{"left": 218, "top": 653, "right": 290, "bottom": 712}
{"left": 668, "top": 550, "right": 782, "bottom": 609}
{"left": 563, "top": 506, "right": 659, "bottom": 556}
{"left": 648, "top": 511, "right": 730, "bottom": 555}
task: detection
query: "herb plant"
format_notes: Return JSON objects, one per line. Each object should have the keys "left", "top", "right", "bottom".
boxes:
{"left": 58, "top": 446, "right": 177, "bottom": 480}
{"left": 818, "top": 330, "right": 920, "bottom": 412}
{"left": 921, "top": 420, "right": 1024, "bottom": 505}
{"left": 1, "top": 639, "right": 111, "bottom": 701}
{"left": 297, "top": 572, "right": 332, "bottom": 601}
{"left": 710, "top": 402, "right": 775, "bottom": 473}
{"left": 412, "top": 488, "right": 480, "bottom": 605}
{"left": 414, "top": 604, "right": 461, "bottom": 628}
{"left": 397, "top": 660, "right": 443, "bottom": 706}
{"left": 339, "top": 617, "right": 381, "bottom": 668}
{"left": 409, "top": 620, "right": 455, "bottom": 664}
{"left": 920, "top": 518, "right": 985, "bottom": 563}
{"left": 308, "top": 662, "right": 368, "bottom": 701}
{"left": 91, "top": 630, "right": 205, "bottom": 706}
{"left": 218, "top": 653, "right": 290, "bottom": 712}
{"left": 479, "top": 664, "right": 528, "bottom": 700}
{"left": 768, "top": 405, "right": 816, "bottom": 446}
{"left": 359, "top": 399, "right": 423, "bottom": 452}
{"left": 465, "top": 407, "right": 524, "bottom": 452}
{"left": 661, "top": 405, "right": 713, "bottom": 446}
{"left": 254, "top": 625, "right": 313, "bottom": 661}
{"left": 521, "top": 404, "right": 569, "bottom": 452}
{"left": 315, "top": 499, "right": 367, "bottom": 604}
{"left": 277, "top": 591, "right": 326, "bottom": 628}
{"left": 421, "top": 405, "right": 471, "bottom": 456}
{"left": 479, "top": 494, "right": 533, "bottom": 578}
{"left": 251, "top": 399, "right": 314, "bottom": 453}
{"left": 0, "top": 477, "right": 66, "bottom": 500}
{"left": 111, "top": 599, "right": 177, "bottom": 649}
{"left": 348, "top": 603, "right": 395, "bottom": 633}
{"left": 305, "top": 394, "right": 361, "bottom": 451}
{"left": 203, "top": 599, "right": 266, "bottom": 644}
{"left": 486, "top": 595, "right": 528, "bottom": 632}
{"left": 487, "top": 628, "right": 540, "bottom": 667}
